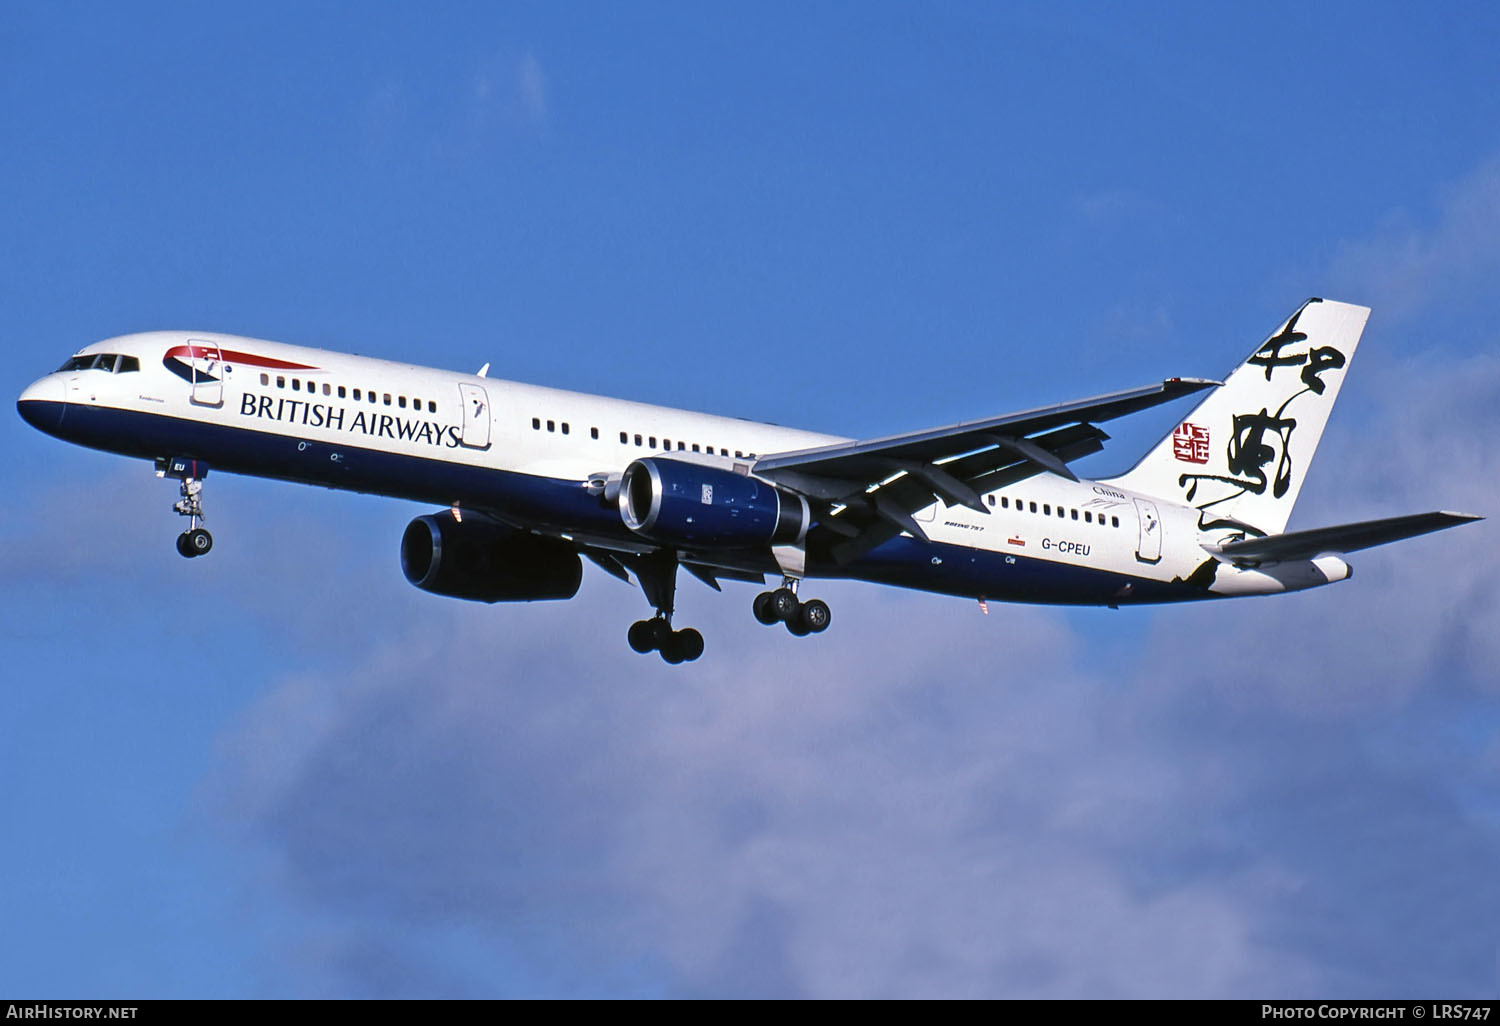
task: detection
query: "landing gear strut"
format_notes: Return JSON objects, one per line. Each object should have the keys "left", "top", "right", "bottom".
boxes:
{"left": 158, "top": 458, "right": 213, "bottom": 558}
{"left": 624, "top": 550, "right": 705, "bottom": 663}
{"left": 753, "top": 578, "right": 831, "bottom": 636}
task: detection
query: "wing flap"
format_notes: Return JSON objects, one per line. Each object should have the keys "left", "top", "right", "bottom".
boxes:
{"left": 753, "top": 377, "right": 1216, "bottom": 481}
{"left": 682, "top": 561, "right": 767, "bottom": 590}
{"left": 811, "top": 425, "right": 1111, "bottom": 564}
{"left": 748, "top": 376, "right": 1215, "bottom": 565}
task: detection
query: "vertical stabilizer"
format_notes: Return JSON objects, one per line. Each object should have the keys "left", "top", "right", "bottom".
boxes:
{"left": 1104, "top": 298, "right": 1370, "bottom": 535}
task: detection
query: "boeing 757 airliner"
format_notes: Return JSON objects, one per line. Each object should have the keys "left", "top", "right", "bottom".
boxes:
{"left": 17, "top": 299, "right": 1480, "bottom": 662}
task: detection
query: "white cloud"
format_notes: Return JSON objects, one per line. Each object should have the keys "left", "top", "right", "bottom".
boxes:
{"left": 357, "top": 50, "right": 548, "bottom": 161}
{"left": 463, "top": 50, "right": 548, "bottom": 146}
{"left": 212, "top": 573, "right": 1494, "bottom": 997}
{"left": 1329, "top": 157, "right": 1500, "bottom": 325}
{"left": 514, "top": 53, "right": 547, "bottom": 126}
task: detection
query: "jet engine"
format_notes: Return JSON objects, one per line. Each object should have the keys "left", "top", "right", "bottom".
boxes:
{"left": 401, "top": 513, "right": 582, "bottom": 602}
{"left": 618, "top": 458, "right": 808, "bottom": 548}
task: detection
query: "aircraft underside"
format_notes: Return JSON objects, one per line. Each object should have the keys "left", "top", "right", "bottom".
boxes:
{"left": 33, "top": 399, "right": 1208, "bottom": 620}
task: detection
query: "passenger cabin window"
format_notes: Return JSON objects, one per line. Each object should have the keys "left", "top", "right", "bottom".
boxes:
{"left": 532, "top": 417, "right": 540, "bottom": 430}
{"left": 353, "top": 388, "right": 361, "bottom": 400}
{"left": 562, "top": 423, "right": 570, "bottom": 435}
{"left": 277, "top": 376, "right": 286, "bottom": 388}
{"left": 399, "top": 396, "right": 407, "bottom": 408}
{"left": 260, "top": 373, "right": 270, "bottom": 386}
{"left": 1111, "top": 516, "right": 1120, "bottom": 527}
{"left": 428, "top": 401, "right": 437, "bottom": 413}
{"left": 620, "top": 431, "right": 628, "bottom": 444}
{"left": 338, "top": 386, "right": 347, "bottom": 398}
{"left": 547, "top": 420, "right": 556, "bottom": 433}
{"left": 383, "top": 393, "right": 392, "bottom": 406}
{"left": 292, "top": 379, "right": 300, "bottom": 391}
{"left": 591, "top": 427, "right": 599, "bottom": 440}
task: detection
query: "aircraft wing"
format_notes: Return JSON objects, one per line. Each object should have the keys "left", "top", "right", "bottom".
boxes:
{"left": 753, "top": 376, "right": 1218, "bottom": 562}
{"left": 1206, "top": 511, "right": 1483, "bottom": 566}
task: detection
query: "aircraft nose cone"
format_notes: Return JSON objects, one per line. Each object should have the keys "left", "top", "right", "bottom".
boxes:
{"left": 17, "top": 376, "right": 66, "bottom": 436}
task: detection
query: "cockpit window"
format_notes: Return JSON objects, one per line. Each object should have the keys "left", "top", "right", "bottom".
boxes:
{"left": 56, "top": 353, "right": 138, "bottom": 373}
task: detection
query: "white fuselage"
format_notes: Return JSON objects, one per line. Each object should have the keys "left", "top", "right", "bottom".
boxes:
{"left": 17, "top": 331, "right": 1349, "bottom": 607}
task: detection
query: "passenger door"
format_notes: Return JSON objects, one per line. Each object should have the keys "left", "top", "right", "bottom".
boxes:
{"left": 188, "top": 341, "right": 224, "bottom": 408}
{"left": 1133, "top": 497, "right": 1162, "bottom": 564}
{"left": 458, "top": 383, "right": 491, "bottom": 449}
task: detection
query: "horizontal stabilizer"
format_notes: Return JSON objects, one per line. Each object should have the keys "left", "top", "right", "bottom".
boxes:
{"left": 1207, "top": 511, "right": 1482, "bottom": 565}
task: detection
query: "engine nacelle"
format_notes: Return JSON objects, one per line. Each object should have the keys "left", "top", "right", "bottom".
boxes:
{"left": 401, "top": 514, "right": 582, "bottom": 602}
{"left": 618, "top": 458, "right": 808, "bottom": 548}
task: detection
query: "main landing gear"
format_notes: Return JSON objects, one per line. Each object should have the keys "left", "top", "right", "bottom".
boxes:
{"left": 628, "top": 616, "right": 705, "bottom": 664}
{"left": 625, "top": 550, "right": 705, "bottom": 664}
{"left": 753, "top": 579, "right": 831, "bottom": 637}
{"left": 158, "top": 458, "right": 213, "bottom": 558}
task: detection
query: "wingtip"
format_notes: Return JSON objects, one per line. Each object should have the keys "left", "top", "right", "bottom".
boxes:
{"left": 1438, "top": 511, "right": 1485, "bottom": 522}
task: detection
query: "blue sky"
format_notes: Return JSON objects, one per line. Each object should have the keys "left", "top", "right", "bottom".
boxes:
{"left": 3, "top": 1, "right": 1498, "bottom": 998}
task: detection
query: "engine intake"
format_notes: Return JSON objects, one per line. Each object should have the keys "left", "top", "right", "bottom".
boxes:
{"left": 618, "top": 458, "right": 808, "bottom": 548}
{"left": 401, "top": 514, "right": 582, "bottom": 602}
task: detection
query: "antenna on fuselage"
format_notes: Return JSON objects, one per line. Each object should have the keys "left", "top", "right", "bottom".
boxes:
{"left": 477, "top": 363, "right": 490, "bottom": 378}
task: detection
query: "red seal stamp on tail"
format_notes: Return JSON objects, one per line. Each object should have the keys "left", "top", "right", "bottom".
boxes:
{"left": 1172, "top": 422, "right": 1210, "bottom": 464}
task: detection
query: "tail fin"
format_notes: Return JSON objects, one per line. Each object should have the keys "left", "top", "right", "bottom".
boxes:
{"left": 1104, "top": 298, "right": 1370, "bottom": 534}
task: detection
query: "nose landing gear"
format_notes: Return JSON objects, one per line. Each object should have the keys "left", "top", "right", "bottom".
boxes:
{"left": 158, "top": 457, "right": 213, "bottom": 558}
{"left": 175, "top": 523, "right": 213, "bottom": 558}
